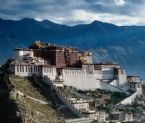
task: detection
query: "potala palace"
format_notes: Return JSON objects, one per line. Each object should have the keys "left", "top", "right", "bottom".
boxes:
{"left": 9, "top": 41, "right": 143, "bottom": 105}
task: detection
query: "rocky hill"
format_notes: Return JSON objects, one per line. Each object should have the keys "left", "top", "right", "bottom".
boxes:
{"left": 0, "top": 73, "right": 74, "bottom": 123}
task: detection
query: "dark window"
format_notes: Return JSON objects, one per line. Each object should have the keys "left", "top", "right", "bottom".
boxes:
{"left": 20, "top": 65, "right": 22, "bottom": 72}
{"left": 26, "top": 66, "right": 28, "bottom": 72}
{"left": 17, "top": 65, "right": 19, "bottom": 72}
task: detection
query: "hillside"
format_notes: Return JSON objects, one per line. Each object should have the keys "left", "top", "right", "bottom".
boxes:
{"left": 0, "top": 74, "right": 67, "bottom": 123}
{"left": 0, "top": 18, "right": 145, "bottom": 80}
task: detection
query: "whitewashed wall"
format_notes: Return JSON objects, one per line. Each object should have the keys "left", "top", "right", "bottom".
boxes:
{"left": 62, "top": 69, "right": 101, "bottom": 90}
{"left": 14, "top": 50, "right": 33, "bottom": 60}
{"left": 136, "top": 88, "right": 142, "bottom": 95}
{"left": 10, "top": 63, "right": 138, "bottom": 93}
{"left": 14, "top": 65, "right": 41, "bottom": 76}
{"left": 73, "top": 102, "right": 89, "bottom": 110}
{"left": 42, "top": 67, "right": 57, "bottom": 80}
{"left": 11, "top": 64, "right": 57, "bottom": 80}
{"left": 109, "top": 79, "right": 119, "bottom": 86}
{"left": 102, "top": 68, "right": 114, "bottom": 80}
{"left": 100, "top": 81, "right": 124, "bottom": 92}
{"left": 119, "top": 87, "right": 142, "bottom": 105}
{"left": 14, "top": 50, "right": 24, "bottom": 60}
{"left": 120, "top": 92, "right": 138, "bottom": 105}
{"left": 94, "top": 70, "right": 102, "bottom": 80}
{"left": 117, "top": 69, "right": 127, "bottom": 86}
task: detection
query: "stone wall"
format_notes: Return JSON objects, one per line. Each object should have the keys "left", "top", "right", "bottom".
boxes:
{"left": 100, "top": 80, "right": 125, "bottom": 93}
{"left": 14, "top": 49, "right": 34, "bottom": 61}
{"left": 119, "top": 92, "right": 138, "bottom": 105}
{"left": 9, "top": 63, "right": 131, "bottom": 92}
{"left": 119, "top": 87, "right": 142, "bottom": 105}
{"left": 10, "top": 64, "right": 57, "bottom": 80}
{"left": 62, "top": 69, "right": 101, "bottom": 90}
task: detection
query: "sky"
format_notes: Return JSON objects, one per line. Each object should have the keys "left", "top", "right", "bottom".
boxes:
{"left": 0, "top": 0, "right": 145, "bottom": 26}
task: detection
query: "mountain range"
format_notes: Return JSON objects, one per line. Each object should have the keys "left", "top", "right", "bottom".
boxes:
{"left": 0, "top": 18, "right": 145, "bottom": 80}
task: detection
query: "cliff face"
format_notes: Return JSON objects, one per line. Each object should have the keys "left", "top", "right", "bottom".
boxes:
{"left": 0, "top": 74, "right": 65, "bottom": 123}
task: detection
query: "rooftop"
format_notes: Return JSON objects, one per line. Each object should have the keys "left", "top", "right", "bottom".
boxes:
{"left": 29, "top": 41, "right": 79, "bottom": 51}
{"left": 14, "top": 48, "right": 33, "bottom": 51}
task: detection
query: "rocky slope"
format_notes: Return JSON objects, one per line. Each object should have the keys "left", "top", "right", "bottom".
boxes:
{"left": 0, "top": 73, "right": 67, "bottom": 123}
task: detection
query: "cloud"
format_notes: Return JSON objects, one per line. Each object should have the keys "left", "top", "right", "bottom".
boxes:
{"left": 114, "top": 0, "right": 126, "bottom": 6}
{"left": 0, "top": 0, "right": 145, "bottom": 25}
{"left": 56, "top": 9, "right": 145, "bottom": 26}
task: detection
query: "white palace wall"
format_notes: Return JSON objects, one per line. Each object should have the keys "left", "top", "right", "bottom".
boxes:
{"left": 93, "top": 70, "right": 102, "bottom": 80}
{"left": 10, "top": 64, "right": 57, "bottom": 80}
{"left": 102, "top": 68, "right": 115, "bottom": 80}
{"left": 117, "top": 69, "right": 127, "bottom": 86}
{"left": 14, "top": 50, "right": 34, "bottom": 61}
{"left": 62, "top": 69, "right": 101, "bottom": 90}
{"left": 42, "top": 66, "right": 57, "bottom": 80}
{"left": 10, "top": 63, "right": 130, "bottom": 91}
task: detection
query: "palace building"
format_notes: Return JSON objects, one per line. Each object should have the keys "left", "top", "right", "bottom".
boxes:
{"left": 9, "top": 41, "right": 143, "bottom": 104}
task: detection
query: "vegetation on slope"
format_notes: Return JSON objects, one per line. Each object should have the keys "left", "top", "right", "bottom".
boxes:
{"left": 59, "top": 86, "right": 127, "bottom": 113}
{"left": 0, "top": 73, "right": 21, "bottom": 123}
{"left": 0, "top": 60, "right": 78, "bottom": 123}
{"left": 29, "top": 75, "right": 80, "bottom": 118}
{"left": 68, "top": 87, "right": 127, "bottom": 105}
{"left": 9, "top": 75, "right": 47, "bottom": 101}
{"left": 9, "top": 74, "right": 64, "bottom": 123}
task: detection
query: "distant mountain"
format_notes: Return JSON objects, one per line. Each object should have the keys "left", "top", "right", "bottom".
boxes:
{"left": 0, "top": 18, "right": 145, "bottom": 80}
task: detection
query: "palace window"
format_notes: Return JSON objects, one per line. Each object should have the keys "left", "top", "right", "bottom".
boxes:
{"left": 20, "top": 65, "right": 22, "bottom": 72}
{"left": 26, "top": 66, "right": 28, "bottom": 72}
{"left": 17, "top": 65, "right": 19, "bottom": 72}
{"left": 22, "top": 66, "right": 24, "bottom": 72}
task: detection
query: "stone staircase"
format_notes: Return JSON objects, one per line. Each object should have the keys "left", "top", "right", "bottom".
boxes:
{"left": 118, "top": 91, "right": 138, "bottom": 105}
{"left": 100, "top": 80, "right": 127, "bottom": 94}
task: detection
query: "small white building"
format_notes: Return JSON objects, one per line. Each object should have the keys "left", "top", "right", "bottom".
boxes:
{"left": 128, "top": 76, "right": 143, "bottom": 95}
{"left": 83, "top": 110, "right": 107, "bottom": 122}
{"left": 73, "top": 100, "right": 90, "bottom": 111}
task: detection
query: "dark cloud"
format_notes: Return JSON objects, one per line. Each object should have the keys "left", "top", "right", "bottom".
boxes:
{"left": 0, "top": 0, "right": 144, "bottom": 25}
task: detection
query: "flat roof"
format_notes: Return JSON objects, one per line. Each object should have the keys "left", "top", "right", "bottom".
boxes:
{"left": 94, "top": 63, "right": 119, "bottom": 65}
{"left": 127, "top": 75, "right": 140, "bottom": 77}
{"left": 11, "top": 62, "right": 56, "bottom": 68}
{"left": 14, "top": 48, "right": 33, "bottom": 51}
